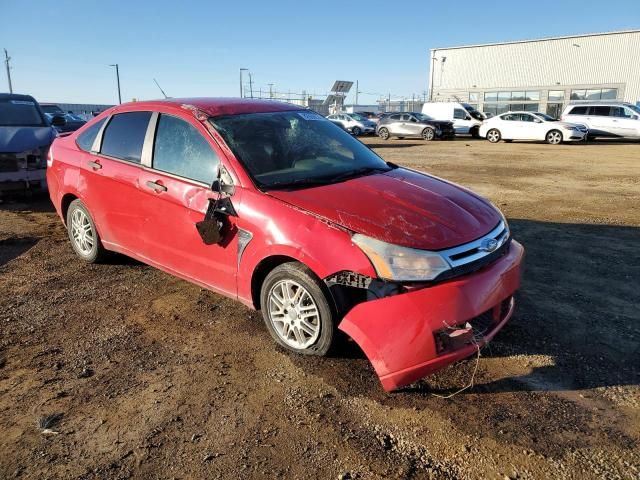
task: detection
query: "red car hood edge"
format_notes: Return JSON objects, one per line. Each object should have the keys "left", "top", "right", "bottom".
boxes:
{"left": 266, "top": 168, "right": 501, "bottom": 251}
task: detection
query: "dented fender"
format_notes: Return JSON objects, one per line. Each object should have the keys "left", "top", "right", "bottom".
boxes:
{"left": 338, "top": 241, "right": 524, "bottom": 391}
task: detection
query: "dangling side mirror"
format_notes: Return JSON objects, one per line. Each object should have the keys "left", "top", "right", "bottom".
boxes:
{"left": 196, "top": 165, "right": 237, "bottom": 245}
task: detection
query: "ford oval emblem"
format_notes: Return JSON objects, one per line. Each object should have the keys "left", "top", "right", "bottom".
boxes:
{"left": 480, "top": 238, "right": 499, "bottom": 252}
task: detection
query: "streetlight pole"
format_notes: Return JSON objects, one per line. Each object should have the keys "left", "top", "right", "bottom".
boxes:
{"left": 4, "top": 49, "right": 13, "bottom": 94}
{"left": 239, "top": 68, "right": 248, "bottom": 98}
{"left": 109, "top": 64, "right": 121, "bottom": 104}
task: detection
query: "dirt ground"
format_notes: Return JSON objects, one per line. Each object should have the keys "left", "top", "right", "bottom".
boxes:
{"left": 1, "top": 137, "right": 639, "bottom": 479}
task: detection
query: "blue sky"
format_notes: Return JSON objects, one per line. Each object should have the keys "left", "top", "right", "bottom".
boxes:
{"left": 2, "top": 0, "right": 639, "bottom": 105}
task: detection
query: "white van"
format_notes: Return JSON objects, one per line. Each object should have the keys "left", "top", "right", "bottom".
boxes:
{"left": 421, "top": 102, "right": 484, "bottom": 136}
{"left": 560, "top": 102, "right": 640, "bottom": 139}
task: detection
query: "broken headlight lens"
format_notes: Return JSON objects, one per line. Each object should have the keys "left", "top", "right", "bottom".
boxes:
{"left": 352, "top": 234, "right": 451, "bottom": 281}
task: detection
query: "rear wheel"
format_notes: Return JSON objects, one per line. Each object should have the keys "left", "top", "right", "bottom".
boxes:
{"left": 260, "top": 262, "right": 335, "bottom": 356}
{"left": 378, "top": 127, "right": 390, "bottom": 140}
{"left": 487, "top": 129, "right": 501, "bottom": 143}
{"left": 422, "top": 128, "right": 435, "bottom": 141}
{"left": 352, "top": 126, "right": 361, "bottom": 136}
{"left": 546, "top": 129, "right": 563, "bottom": 145}
{"left": 66, "top": 199, "right": 107, "bottom": 263}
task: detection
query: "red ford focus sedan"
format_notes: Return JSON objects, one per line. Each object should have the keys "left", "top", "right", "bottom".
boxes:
{"left": 47, "top": 98, "right": 524, "bottom": 391}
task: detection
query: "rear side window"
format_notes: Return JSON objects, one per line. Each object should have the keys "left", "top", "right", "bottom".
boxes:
{"left": 590, "top": 106, "right": 611, "bottom": 116}
{"left": 76, "top": 118, "right": 106, "bottom": 152}
{"left": 569, "top": 106, "right": 588, "bottom": 115}
{"left": 390, "top": 114, "right": 401, "bottom": 121}
{"left": 100, "top": 112, "right": 152, "bottom": 163}
{"left": 152, "top": 114, "right": 219, "bottom": 185}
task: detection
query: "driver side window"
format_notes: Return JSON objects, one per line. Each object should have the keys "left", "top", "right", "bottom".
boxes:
{"left": 453, "top": 108, "right": 467, "bottom": 120}
{"left": 152, "top": 114, "right": 220, "bottom": 185}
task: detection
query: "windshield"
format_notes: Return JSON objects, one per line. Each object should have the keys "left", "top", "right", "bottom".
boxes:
{"left": 0, "top": 98, "right": 47, "bottom": 127}
{"left": 535, "top": 113, "right": 557, "bottom": 121}
{"left": 629, "top": 104, "right": 640, "bottom": 114}
{"left": 349, "top": 113, "right": 366, "bottom": 121}
{"left": 210, "top": 110, "right": 391, "bottom": 190}
{"left": 413, "top": 113, "right": 434, "bottom": 121}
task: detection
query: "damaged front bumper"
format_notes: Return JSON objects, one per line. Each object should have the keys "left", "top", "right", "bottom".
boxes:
{"left": 0, "top": 152, "right": 48, "bottom": 193}
{"left": 338, "top": 240, "right": 524, "bottom": 392}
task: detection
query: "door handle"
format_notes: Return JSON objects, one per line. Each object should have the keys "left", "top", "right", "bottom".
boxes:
{"left": 146, "top": 180, "right": 167, "bottom": 193}
{"left": 87, "top": 160, "right": 102, "bottom": 170}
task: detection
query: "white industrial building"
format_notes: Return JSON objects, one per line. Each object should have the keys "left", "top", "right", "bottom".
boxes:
{"left": 428, "top": 30, "right": 640, "bottom": 118}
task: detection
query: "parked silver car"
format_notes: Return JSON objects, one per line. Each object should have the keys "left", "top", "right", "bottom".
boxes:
{"left": 326, "top": 113, "right": 376, "bottom": 136}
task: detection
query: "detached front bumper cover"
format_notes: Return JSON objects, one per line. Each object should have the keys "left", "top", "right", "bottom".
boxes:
{"left": 338, "top": 240, "right": 524, "bottom": 391}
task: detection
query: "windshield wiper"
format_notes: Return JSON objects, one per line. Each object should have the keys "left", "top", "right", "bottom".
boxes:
{"left": 263, "top": 166, "right": 391, "bottom": 191}
{"left": 329, "top": 166, "right": 391, "bottom": 183}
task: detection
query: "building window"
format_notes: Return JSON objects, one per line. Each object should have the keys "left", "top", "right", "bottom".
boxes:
{"left": 484, "top": 90, "right": 540, "bottom": 103}
{"left": 498, "top": 92, "right": 511, "bottom": 101}
{"left": 548, "top": 90, "right": 565, "bottom": 101}
{"left": 546, "top": 103, "right": 563, "bottom": 119}
{"left": 484, "top": 92, "right": 498, "bottom": 101}
{"left": 525, "top": 91, "right": 540, "bottom": 101}
{"left": 469, "top": 92, "right": 479, "bottom": 102}
{"left": 509, "top": 103, "right": 539, "bottom": 112}
{"left": 570, "top": 88, "right": 617, "bottom": 101}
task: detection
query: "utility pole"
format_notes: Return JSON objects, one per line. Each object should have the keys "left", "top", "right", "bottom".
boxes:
{"left": 4, "top": 49, "right": 13, "bottom": 93}
{"left": 239, "top": 68, "right": 248, "bottom": 97}
{"left": 387, "top": 92, "right": 391, "bottom": 112}
{"left": 355, "top": 80, "right": 359, "bottom": 106}
{"left": 268, "top": 83, "right": 274, "bottom": 99}
{"left": 248, "top": 71, "right": 254, "bottom": 98}
{"left": 109, "top": 64, "right": 122, "bottom": 104}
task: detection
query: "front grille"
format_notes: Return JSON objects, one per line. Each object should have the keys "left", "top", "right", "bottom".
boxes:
{"left": 433, "top": 221, "right": 511, "bottom": 282}
{"left": 0, "top": 154, "right": 19, "bottom": 172}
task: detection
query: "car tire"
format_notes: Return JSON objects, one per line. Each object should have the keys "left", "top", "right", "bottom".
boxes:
{"left": 378, "top": 127, "right": 390, "bottom": 140}
{"left": 352, "top": 126, "right": 361, "bottom": 136}
{"left": 422, "top": 128, "right": 435, "bottom": 141}
{"left": 66, "top": 199, "right": 107, "bottom": 263}
{"left": 546, "top": 129, "right": 563, "bottom": 145}
{"left": 487, "top": 129, "right": 501, "bottom": 143}
{"left": 260, "top": 262, "right": 336, "bottom": 356}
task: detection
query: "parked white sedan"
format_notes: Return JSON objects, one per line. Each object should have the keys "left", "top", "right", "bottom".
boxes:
{"left": 479, "top": 111, "right": 588, "bottom": 144}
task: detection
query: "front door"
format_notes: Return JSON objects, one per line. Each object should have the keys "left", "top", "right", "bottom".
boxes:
{"left": 137, "top": 112, "right": 239, "bottom": 297}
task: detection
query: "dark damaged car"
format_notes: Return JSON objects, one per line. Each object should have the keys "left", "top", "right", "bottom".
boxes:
{"left": 0, "top": 93, "right": 62, "bottom": 194}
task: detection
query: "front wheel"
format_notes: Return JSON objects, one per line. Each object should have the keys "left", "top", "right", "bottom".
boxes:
{"left": 422, "top": 128, "right": 435, "bottom": 141}
{"left": 352, "top": 126, "right": 361, "bottom": 136}
{"left": 486, "top": 129, "right": 501, "bottom": 143}
{"left": 378, "top": 127, "right": 390, "bottom": 140}
{"left": 66, "top": 199, "right": 107, "bottom": 263}
{"left": 260, "top": 262, "right": 336, "bottom": 356}
{"left": 546, "top": 129, "right": 563, "bottom": 145}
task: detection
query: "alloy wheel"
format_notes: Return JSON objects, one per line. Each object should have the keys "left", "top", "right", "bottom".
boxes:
{"left": 268, "top": 280, "right": 320, "bottom": 350}
{"left": 70, "top": 208, "right": 95, "bottom": 256}
{"left": 547, "top": 131, "right": 562, "bottom": 144}
{"left": 487, "top": 129, "right": 500, "bottom": 143}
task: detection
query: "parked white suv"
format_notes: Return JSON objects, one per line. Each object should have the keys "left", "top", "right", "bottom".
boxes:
{"left": 561, "top": 102, "right": 640, "bottom": 139}
{"left": 326, "top": 113, "right": 376, "bottom": 136}
{"left": 479, "top": 111, "right": 588, "bottom": 144}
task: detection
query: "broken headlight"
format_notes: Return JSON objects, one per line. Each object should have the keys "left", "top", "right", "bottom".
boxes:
{"left": 352, "top": 234, "right": 450, "bottom": 281}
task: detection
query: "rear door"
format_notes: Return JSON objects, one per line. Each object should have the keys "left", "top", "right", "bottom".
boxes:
{"left": 79, "top": 111, "right": 152, "bottom": 250}
{"left": 588, "top": 106, "right": 617, "bottom": 137}
{"left": 610, "top": 106, "right": 640, "bottom": 138}
{"left": 137, "top": 112, "right": 239, "bottom": 296}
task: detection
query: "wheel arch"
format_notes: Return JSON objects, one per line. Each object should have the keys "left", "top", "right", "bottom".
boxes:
{"left": 60, "top": 192, "right": 79, "bottom": 225}
{"left": 250, "top": 255, "right": 300, "bottom": 310}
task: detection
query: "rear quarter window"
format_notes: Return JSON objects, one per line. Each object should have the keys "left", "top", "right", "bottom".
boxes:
{"left": 76, "top": 118, "right": 106, "bottom": 152}
{"left": 100, "top": 112, "right": 152, "bottom": 163}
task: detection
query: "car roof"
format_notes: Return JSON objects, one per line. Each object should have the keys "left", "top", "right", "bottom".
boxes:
{"left": 108, "top": 97, "right": 305, "bottom": 117}
{"left": 0, "top": 92, "right": 38, "bottom": 102}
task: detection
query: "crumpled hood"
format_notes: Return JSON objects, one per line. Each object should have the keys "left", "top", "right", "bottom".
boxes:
{"left": 0, "top": 126, "right": 56, "bottom": 153}
{"left": 267, "top": 168, "right": 501, "bottom": 250}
